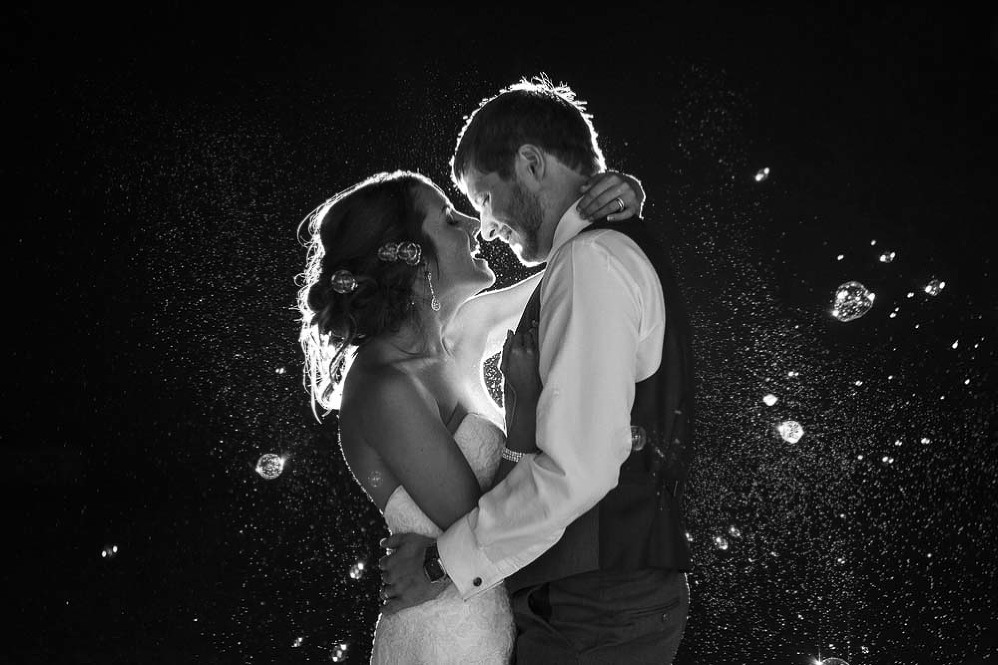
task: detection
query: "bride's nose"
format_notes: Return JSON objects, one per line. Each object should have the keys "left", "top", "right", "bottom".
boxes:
{"left": 461, "top": 216, "right": 483, "bottom": 240}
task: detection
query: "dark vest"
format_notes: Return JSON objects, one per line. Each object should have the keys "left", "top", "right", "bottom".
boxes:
{"left": 506, "top": 219, "right": 695, "bottom": 593}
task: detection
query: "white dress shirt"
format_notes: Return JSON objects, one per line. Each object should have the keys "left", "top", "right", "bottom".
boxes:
{"left": 437, "top": 199, "right": 666, "bottom": 599}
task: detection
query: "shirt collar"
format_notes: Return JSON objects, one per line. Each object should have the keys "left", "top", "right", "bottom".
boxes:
{"left": 546, "top": 197, "right": 591, "bottom": 261}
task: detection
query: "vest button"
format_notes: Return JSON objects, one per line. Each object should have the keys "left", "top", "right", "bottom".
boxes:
{"left": 473, "top": 577, "right": 482, "bottom": 587}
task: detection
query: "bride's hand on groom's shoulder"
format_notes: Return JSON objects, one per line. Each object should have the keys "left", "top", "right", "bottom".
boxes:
{"left": 378, "top": 533, "right": 448, "bottom": 615}
{"left": 577, "top": 171, "right": 646, "bottom": 221}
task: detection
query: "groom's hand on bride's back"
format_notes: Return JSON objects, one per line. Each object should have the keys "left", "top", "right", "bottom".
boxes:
{"left": 378, "top": 532, "right": 447, "bottom": 615}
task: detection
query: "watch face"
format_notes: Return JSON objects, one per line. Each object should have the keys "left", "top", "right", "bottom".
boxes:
{"left": 424, "top": 557, "right": 446, "bottom": 582}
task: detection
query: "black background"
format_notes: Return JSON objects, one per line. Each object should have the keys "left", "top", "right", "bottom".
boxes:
{"left": 4, "top": 4, "right": 996, "bottom": 663}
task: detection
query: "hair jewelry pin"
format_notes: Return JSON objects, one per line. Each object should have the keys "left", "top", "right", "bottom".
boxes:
{"left": 377, "top": 241, "right": 422, "bottom": 265}
{"left": 329, "top": 241, "right": 424, "bottom": 295}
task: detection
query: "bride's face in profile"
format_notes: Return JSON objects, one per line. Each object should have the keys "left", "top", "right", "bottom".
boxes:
{"left": 417, "top": 183, "right": 495, "bottom": 301}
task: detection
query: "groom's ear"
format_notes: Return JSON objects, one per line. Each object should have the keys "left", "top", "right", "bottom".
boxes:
{"left": 514, "top": 144, "right": 546, "bottom": 190}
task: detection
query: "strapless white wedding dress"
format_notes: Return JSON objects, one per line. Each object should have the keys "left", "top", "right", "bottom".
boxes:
{"left": 370, "top": 413, "right": 515, "bottom": 664}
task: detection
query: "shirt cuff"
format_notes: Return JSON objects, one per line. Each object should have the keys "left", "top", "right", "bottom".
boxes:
{"left": 436, "top": 509, "right": 504, "bottom": 600}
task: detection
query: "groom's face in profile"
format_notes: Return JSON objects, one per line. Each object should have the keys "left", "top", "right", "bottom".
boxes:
{"left": 459, "top": 166, "right": 547, "bottom": 267}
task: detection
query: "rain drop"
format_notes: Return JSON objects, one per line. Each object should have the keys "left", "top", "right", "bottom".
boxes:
{"left": 330, "top": 642, "right": 350, "bottom": 662}
{"left": 830, "top": 281, "right": 875, "bottom": 322}
{"left": 348, "top": 559, "right": 367, "bottom": 580}
{"left": 924, "top": 279, "right": 946, "bottom": 296}
{"left": 762, "top": 394, "right": 778, "bottom": 406}
{"left": 630, "top": 426, "right": 647, "bottom": 451}
{"left": 255, "top": 454, "right": 286, "bottom": 480}
{"left": 777, "top": 420, "right": 804, "bottom": 444}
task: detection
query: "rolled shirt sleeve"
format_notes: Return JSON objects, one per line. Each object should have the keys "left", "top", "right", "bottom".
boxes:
{"left": 437, "top": 228, "right": 664, "bottom": 599}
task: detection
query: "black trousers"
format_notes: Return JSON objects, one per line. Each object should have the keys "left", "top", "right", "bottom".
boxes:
{"left": 510, "top": 568, "right": 689, "bottom": 664}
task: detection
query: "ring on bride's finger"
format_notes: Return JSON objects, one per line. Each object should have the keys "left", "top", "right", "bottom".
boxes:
{"left": 614, "top": 197, "right": 625, "bottom": 212}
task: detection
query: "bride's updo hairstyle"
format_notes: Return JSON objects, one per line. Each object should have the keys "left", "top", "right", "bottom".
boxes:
{"left": 297, "top": 170, "right": 438, "bottom": 415}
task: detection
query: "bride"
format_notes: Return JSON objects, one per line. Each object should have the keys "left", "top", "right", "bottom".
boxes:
{"left": 297, "top": 169, "right": 643, "bottom": 663}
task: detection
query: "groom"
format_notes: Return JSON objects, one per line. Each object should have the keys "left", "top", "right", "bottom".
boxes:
{"left": 381, "top": 76, "right": 696, "bottom": 662}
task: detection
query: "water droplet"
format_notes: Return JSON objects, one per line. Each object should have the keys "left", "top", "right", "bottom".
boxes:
{"left": 830, "top": 281, "right": 875, "bottom": 322}
{"left": 292, "top": 637, "right": 304, "bottom": 648}
{"left": 348, "top": 559, "right": 367, "bottom": 580}
{"left": 714, "top": 535, "right": 729, "bottom": 550}
{"left": 101, "top": 544, "right": 119, "bottom": 560}
{"left": 630, "top": 426, "right": 647, "bottom": 451}
{"left": 255, "top": 454, "right": 286, "bottom": 480}
{"left": 951, "top": 340, "right": 959, "bottom": 349}
{"left": 275, "top": 366, "right": 287, "bottom": 375}
{"left": 762, "top": 394, "right": 778, "bottom": 406}
{"left": 921, "top": 437, "right": 930, "bottom": 444}
{"left": 330, "top": 642, "right": 350, "bottom": 662}
{"left": 777, "top": 420, "right": 804, "bottom": 444}
{"left": 754, "top": 167, "right": 770, "bottom": 182}
{"left": 853, "top": 380, "right": 863, "bottom": 386}
{"left": 878, "top": 250, "right": 896, "bottom": 263}
{"left": 836, "top": 254, "right": 844, "bottom": 261}
{"left": 924, "top": 279, "right": 946, "bottom": 296}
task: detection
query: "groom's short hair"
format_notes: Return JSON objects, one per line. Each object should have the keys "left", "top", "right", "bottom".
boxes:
{"left": 450, "top": 74, "right": 606, "bottom": 187}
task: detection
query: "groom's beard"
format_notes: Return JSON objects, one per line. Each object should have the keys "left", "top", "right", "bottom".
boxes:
{"left": 508, "top": 181, "right": 545, "bottom": 266}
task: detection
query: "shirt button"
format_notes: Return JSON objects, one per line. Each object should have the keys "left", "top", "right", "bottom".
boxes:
{"left": 473, "top": 577, "right": 482, "bottom": 587}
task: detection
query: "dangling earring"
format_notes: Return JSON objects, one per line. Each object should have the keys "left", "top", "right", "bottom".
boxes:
{"left": 425, "top": 268, "right": 441, "bottom": 311}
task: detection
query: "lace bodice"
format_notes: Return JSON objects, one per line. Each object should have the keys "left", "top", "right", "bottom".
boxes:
{"left": 370, "top": 412, "right": 514, "bottom": 665}
{"left": 382, "top": 413, "right": 505, "bottom": 536}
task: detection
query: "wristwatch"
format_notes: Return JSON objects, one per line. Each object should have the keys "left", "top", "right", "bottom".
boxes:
{"left": 422, "top": 543, "right": 449, "bottom": 583}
